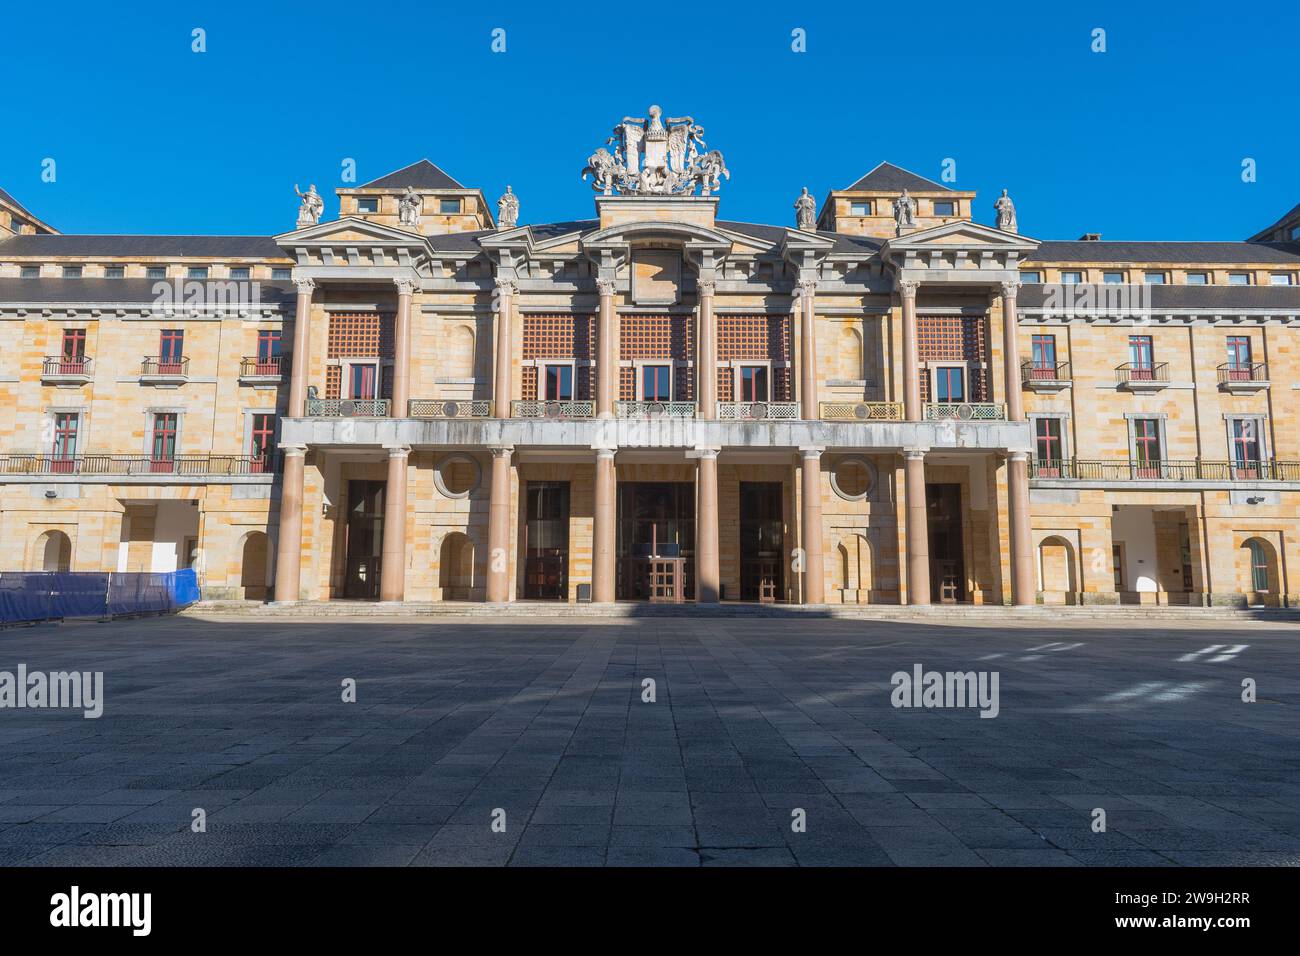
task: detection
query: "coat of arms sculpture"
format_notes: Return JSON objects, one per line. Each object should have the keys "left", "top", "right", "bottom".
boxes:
{"left": 582, "top": 104, "right": 729, "bottom": 197}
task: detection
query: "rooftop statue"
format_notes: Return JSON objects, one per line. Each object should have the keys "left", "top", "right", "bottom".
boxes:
{"left": 893, "top": 190, "right": 917, "bottom": 234}
{"left": 294, "top": 183, "right": 323, "bottom": 227}
{"left": 497, "top": 185, "right": 519, "bottom": 230}
{"left": 398, "top": 187, "right": 423, "bottom": 227}
{"left": 794, "top": 187, "right": 816, "bottom": 231}
{"left": 582, "top": 104, "right": 729, "bottom": 197}
{"left": 995, "top": 189, "right": 1018, "bottom": 233}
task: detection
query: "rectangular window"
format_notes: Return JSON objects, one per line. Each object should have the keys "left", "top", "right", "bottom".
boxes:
{"left": 20, "top": 265, "right": 39, "bottom": 278}
{"left": 739, "top": 365, "right": 769, "bottom": 402}
{"left": 1270, "top": 273, "right": 1293, "bottom": 286}
{"left": 60, "top": 329, "right": 87, "bottom": 373}
{"left": 439, "top": 198, "right": 460, "bottom": 214}
{"left": 272, "top": 267, "right": 291, "bottom": 280}
{"left": 1020, "top": 271, "right": 1042, "bottom": 283}
{"left": 1230, "top": 419, "right": 1261, "bottom": 477}
{"left": 543, "top": 364, "right": 573, "bottom": 401}
{"left": 1103, "top": 271, "right": 1124, "bottom": 284}
{"left": 62, "top": 265, "right": 82, "bottom": 278}
{"left": 150, "top": 412, "right": 178, "bottom": 472}
{"left": 229, "top": 266, "right": 250, "bottom": 280}
{"left": 1226, "top": 335, "right": 1252, "bottom": 378}
{"left": 1033, "top": 418, "right": 1063, "bottom": 476}
{"left": 934, "top": 366, "right": 965, "bottom": 402}
{"left": 255, "top": 329, "right": 282, "bottom": 373}
{"left": 349, "top": 363, "right": 378, "bottom": 400}
{"left": 51, "top": 412, "right": 79, "bottom": 472}
{"left": 1185, "top": 272, "right": 1208, "bottom": 285}
{"left": 104, "top": 265, "right": 124, "bottom": 278}
{"left": 1113, "top": 545, "right": 1125, "bottom": 591}
{"left": 356, "top": 197, "right": 379, "bottom": 213}
{"left": 146, "top": 266, "right": 167, "bottom": 279}
{"left": 1228, "top": 273, "right": 1251, "bottom": 286}
{"left": 1132, "top": 418, "right": 1162, "bottom": 477}
{"left": 1292, "top": 225, "right": 1300, "bottom": 241}
{"left": 1250, "top": 540, "right": 1269, "bottom": 591}
{"left": 640, "top": 364, "right": 672, "bottom": 402}
{"left": 1143, "top": 271, "right": 1166, "bottom": 284}
{"left": 159, "top": 329, "right": 184, "bottom": 372}
{"left": 932, "top": 201, "right": 955, "bottom": 216}
{"left": 250, "top": 413, "right": 275, "bottom": 472}
{"left": 1060, "top": 271, "right": 1083, "bottom": 284}
{"left": 186, "top": 266, "right": 208, "bottom": 279}
{"left": 1128, "top": 335, "right": 1153, "bottom": 378}
{"left": 1029, "top": 334, "right": 1057, "bottom": 377}
{"left": 849, "top": 201, "right": 872, "bottom": 216}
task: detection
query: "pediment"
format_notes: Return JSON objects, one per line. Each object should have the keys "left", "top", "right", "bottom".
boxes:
{"left": 274, "top": 216, "right": 428, "bottom": 249}
{"left": 885, "top": 220, "right": 1039, "bottom": 254}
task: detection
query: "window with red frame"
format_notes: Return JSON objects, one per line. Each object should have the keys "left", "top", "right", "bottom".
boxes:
{"left": 1033, "top": 418, "right": 1062, "bottom": 476}
{"left": 250, "top": 413, "right": 275, "bottom": 473}
{"left": 60, "top": 329, "right": 87, "bottom": 374}
{"left": 159, "top": 330, "right": 184, "bottom": 373}
{"left": 1128, "top": 335, "right": 1153, "bottom": 379}
{"left": 543, "top": 364, "right": 573, "bottom": 401}
{"left": 256, "top": 329, "right": 282, "bottom": 375}
{"left": 349, "top": 363, "right": 377, "bottom": 400}
{"left": 738, "top": 365, "right": 769, "bottom": 402}
{"left": 1133, "top": 418, "right": 1161, "bottom": 477}
{"left": 1030, "top": 334, "right": 1056, "bottom": 379}
{"left": 641, "top": 364, "right": 672, "bottom": 402}
{"left": 51, "top": 412, "right": 78, "bottom": 473}
{"left": 934, "top": 366, "right": 965, "bottom": 402}
{"left": 151, "top": 413, "right": 178, "bottom": 472}
{"left": 1226, "top": 336, "right": 1251, "bottom": 380}
{"left": 1231, "top": 419, "right": 1260, "bottom": 477}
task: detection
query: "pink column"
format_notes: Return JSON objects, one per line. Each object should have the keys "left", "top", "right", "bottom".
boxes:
{"left": 696, "top": 448, "right": 720, "bottom": 602}
{"left": 273, "top": 444, "right": 307, "bottom": 602}
{"left": 486, "top": 446, "right": 513, "bottom": 602}
{"left": 899, "top": 279, "right": 921, "bottom": 421}
{"left": 379, "top": 446, "right": 410, "bottom": 601}
{"left": 494, "top": 279, "right": 516, "bottom": 418}
{"left": 797, "top": 280, "right": 819, "bottom": 420}
{"left": 904, "top": 449, "right": 930, "bottom": 605}
{"left": 593, "top": 447, "right": 616, "bottom": 602}
{"left": 1008, "top": 451, "right": 1035, "bottom": 606}
{"left": 1001, "top": 280, "right": 1025, "bottom": 421}
{"left": 800, "top": 447, "right": 825, "bottom": 604}
{"left": 697, "top": 280, "right": 717, "bottom": 419}
{"left": 596, "top": 279, "right": 616, "bottom": 418}
{"left": 391, "top": 278, "right": 416, "bottom": 418}
{"left": 288, "top": 278, "right": 315, "bottom": 417}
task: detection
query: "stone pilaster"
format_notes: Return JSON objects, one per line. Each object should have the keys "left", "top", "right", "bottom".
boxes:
{"left": 391, "top": 277, "right": 417, "bottom": 418}
{"left": 1001, "top": 280, "right": 1024, "bottom": 422}
{"left": 379, "top": 445, "right": 410, "bottom": 601}
{"left": 903, "top": 448, "right": 930, "bottom": 605}
{"left": 596, "top": 279, "right": 616, "bottom": 418}
{"left": 1007, "top": 450, "right": 1034, "bottom": 606}
{"left": 486, "top": 446, "right": 513, "bottom": 602}
{"left": 899, "top": 279, "right": 921, "bottom": 421}
{"left": 494, "top": 279, "right": 517, "bottom": 418}
{"left": 273, "top": 444, "right": 307, "bottom": 601}
{"left": 800, "top": 447, "right": 825, "bottom": 604}
{"left": 696, "top": 447, "right": 720, "bottom": 602}
{"left": 797, "top": 280, "right": 819, "bottom": 420}
{"left": 288, "top": 278, "right": 315, "bottom": 418}
{"left": 593, "top": 447, "right": 616, "bottom": 602}
{"left": 697, "top": 280, "right": 717, "bottom": 419}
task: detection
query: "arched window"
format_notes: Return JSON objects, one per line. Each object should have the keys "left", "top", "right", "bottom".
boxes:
{"left": 1248, "top": 539, "right": 1270, "bottom": 592}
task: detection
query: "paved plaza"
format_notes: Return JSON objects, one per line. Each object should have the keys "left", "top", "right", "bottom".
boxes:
{"left": 0, "top": 612, "right": 1297, "bottom": 866}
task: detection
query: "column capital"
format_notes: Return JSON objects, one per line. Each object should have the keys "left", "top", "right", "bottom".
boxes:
{"left": 278, "top": 443, "right": 308, "bottom": 457}
{"left": 793, "top": 278, "right": 818, "bottom": 301}
{"left": 903, "top": 447, "right": 928, "bottom": 461}
{"left": 594, "top": 446, "right": 617, "bottom": 460}
{"left": 384, "top": 444, "right": 411, "bottom": 458}
{"left": 696, "top": 279, "right": 716, "bottom": 297}
{"left": 798, "top": 446, "right": 824, "bottom": 460}
{"left": 488, "top": 445, "right": 514, "bottom": 459}
{"left": 393, "top": 277, "right": 419, "bottom": 296}
{"left": 292, "top": 277, "right": 316, "bottom": 295}
{"left": 494, "top": 277, "right": 518, "bottom": 296}
{"left": 896, "top": 278, "right": 920, "bottom": 298}
{"left": 693, "top": 446, "right": 721, "bottom": 460}
{"left": 1007, "top": 450, "right": 1030, "bottom": 462}
{"left": 1000, "top": 279, "right": 1022, "bottom": 299}
{"left": 595, "top": 278, "right": 617, "bottom": 297}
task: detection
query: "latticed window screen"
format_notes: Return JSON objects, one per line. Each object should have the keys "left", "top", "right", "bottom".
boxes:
{"left": 917, "top": 314, "right": 987, "bottom": 402}
{"left": 618, "top": 315, "right": 695, "bottom": 401}
{"left": 717, "top": 315, "right": 792, "bottom": 401}
{"left": 521, "top": 314, "right": 595, "bottom": 400}
{"left": 325, "top": 312, "right": 394, "bottom": 399}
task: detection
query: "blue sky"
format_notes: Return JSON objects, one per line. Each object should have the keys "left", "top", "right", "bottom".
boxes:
{"left": 5, "top": 0, "right": 1297, "bottom": 241}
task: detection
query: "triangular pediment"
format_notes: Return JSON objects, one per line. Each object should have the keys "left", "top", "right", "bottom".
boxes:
{"left": 274, "top": 217, "right": 429, "bottom": 249}
{"left": 885, "top": 219, "right": 1039, "bottom": 253}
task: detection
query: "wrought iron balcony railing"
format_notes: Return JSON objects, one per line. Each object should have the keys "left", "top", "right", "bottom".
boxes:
{"left": 304, "top": 398, "right": 390, "bottom": 417}
{"left": 718, "top": 401, "right": 799, "bottom": 421}
{"left": 42, "top": 355, "right": 93, "bottom": 378}
{"left": 410, "top": 399, "right": 493, "bottom": 418}
{"left": 615, "top": 401, "right": 696, "bottom": 418}
{"left": 1021, "top": 359, "right": 1071, "bottom": 382}
{"left": 1217, "top": 362, "right": 1268, "bottom": 384}
{"left": 1030, "top": 458, "right": 1300, "bottom": 481}
{"left": 819, "top": 401, "right": 904, "bottom": 421}
{"left": 1115, "top": 362, "right": 1169, "bottom": 384}
{"left": 511, "top": 400, "right": 594, "bottom": 419}
{"left": 923, "top": 402, "right": 1007, "bottom": 421}
{"left": 0, "top": 453, "right": 279, "bottom": 477}
{"left": 141, "top": 356, "right": 190, "bottom": 377}
{"left": 239, "top": 355, "right": 288, "bottom": 378}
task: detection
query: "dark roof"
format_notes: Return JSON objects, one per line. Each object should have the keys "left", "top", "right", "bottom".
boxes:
{"left": 0, "top": 234, "right": 288, "bottom": 258}
{"left": 0, "top": 186, "right": 43, "bottom": 222}
{"left": 358, "top": 160, "right": 464, "bottom": 190}
{"left": 1018, "top": 282, "right": 1300, "bottom": 312}
{"left": 718, "top": 220, "right": 883, "bottom": 255}
{"left": 0, "top": 277, "right": 296, "bottom": 306}
{"left": 1248, "top": 202, "right": 1300, "bottom": 241}
{"left": 1030, "top": 240, "right": 1300, "bottom": 265}
{"left": 845, "top": 162, "right": 952, "bottom": 193}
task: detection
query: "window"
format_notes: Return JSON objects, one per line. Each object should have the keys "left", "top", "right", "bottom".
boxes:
{"left": 60, "top": 329, "right": 87, "bottom": 372}
{"left": 849, "top": 201, "right": 872, "bottom": 216}
{"left": 439, "top": 198, "right": 460, "bottom": 214}
{"left": 932, "top": 201, "right": 955, "bottom": 216}
{"left": 147, "top": 266, "right": 167, "bottom": 279}
{"left": 9, "top": 216, "right": 24, "bottom": 233}
{"left": 1292, "top": 225, "right": 1300, "bottom": 241}
{"left": 1132, "top": 418, "right": 1162, "bottom": 477}
{"left": 105, "top": 265, "right": 124, "bottom": 278}
{"left": 640, "top": 364, "right": 672, "bottom": 402}
{"left": 349, "top": 363, "right": 379, "bottom": 400}
{"left": 271, "top": 268, "right": 291, "bottom": 280}
{"left": 250, "top": 413, "right": 275, "bottom": 472}
{"left": 20, "top": 265, "right": 39, "bottom": 278}
{"left": 187, "top": 266, "right": 208, "bottom": 279}
{"left": 159, "top": 330, "right": 184, "bottom": 372}
{"left": 229, "top": 266, "right": 250, "bottom": 280}
{"left": 62, "top": 265, "right": 82, "bottom": 278}
{"left": 1226, "top": 335, "right": 1252, "bottom": 378}
{"left": 1060, "top": 271, "right": 1083, "bottom": 284}
{"left": 356, "top": 197, "right": 379, "bottom": 213}
{"left": 1143, "top": 271, "right": 1166, "bottom": 284}
{"left": 1230, "top": 418, "right": 1261, "bottom": 477}
{"left": 1020, "top": 271, "right": 1042, "bottom": 283}
{"left": 542, "top": 363, "right": 573, "bottom": 401}
{"left": 934, "top": 366, "right": 965, "bottom": 402}
{"left": 255, "top": 330, "right": 282, "bottom": 374}
{"left": 738, "top": 365, "right": 769, "bottom": 402}
{"left": 1113, "top": 545, "right": 1125, "bottom": 590}
{"left": 1185, "top": 272, "right": 1208, "bottom": 285}
{"left": 1128, "top": 335, "right": 1154, "bottom": 378}
{"left": 1248, "top": 539, "right": 1270, "bottom": 592}
{"left": 1033, "top": 418, "right": 1063, "bottom": 476}
{"left": 1269, "top": 273, "right": 1293, "bottom": 286}
{"left": 1103, "top": 271, "right": 1124, "bottom": 284}
{"left": 51, "top": 412, "right": 79, "bottom": 472}
{"left": 1228, "top": 272, "right": 1251, "bottom": 286}
{"left": 1029, "top": 334, "right": 1057, "bottom": 377}
{"left": 150, "top": 412, "right": 178, "bottom": 471}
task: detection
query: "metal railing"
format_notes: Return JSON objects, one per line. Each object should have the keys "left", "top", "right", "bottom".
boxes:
{"left": 718, "top": 401, "right": 799, "bottom": 421}
{"left": 239, "top": 355, "right": 288, "bottom": 377}
{"left": 511, "top": 400, "right": 594, "bottom": 419}
{"left": 42, "top": 356, "right": 93, "bottom": 377}
{"left": 0, "top": 454, "right": 279, "bottom": 476}
{"left": 304, "top": 398, "right": 390, "bottom": 417}
{"left": 923, "top": 402, "right": 1007, "bottom": 421}
{"left": 1115, "top": 362, "right": 1169, "bottom": 384}
{"left": 1217, "top": 362, "right": 1268, "bottom": 383}
{"left": 1021, "top": 359, "right": 1071, "bottom": 382}
{"left": 410, "top": 399, "right": 493, "bottom": 418}
{"left": 819, "top": 401, "right": 904, "bottom": 421}
{"left": 141, "top": 356, "right": 190, "bottom": 377}
{"left": 1030, "top": 458, "right": 1300, "bottom": 481}
{"left": 615, "top": 401, "right": 696, "bottom": 418}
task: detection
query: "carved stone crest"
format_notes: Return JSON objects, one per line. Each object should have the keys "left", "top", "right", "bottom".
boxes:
{"left": 582, "top": 104, "right": 729, "bottom": 197}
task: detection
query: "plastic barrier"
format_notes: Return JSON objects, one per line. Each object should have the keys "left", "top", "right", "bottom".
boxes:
{"left": 0, "top": 570, "right": 200, "bottom": 625}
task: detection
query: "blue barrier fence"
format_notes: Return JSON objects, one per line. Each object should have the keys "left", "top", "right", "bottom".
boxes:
{"left": 0, "top": 569, "right": 199, "bottom": 625}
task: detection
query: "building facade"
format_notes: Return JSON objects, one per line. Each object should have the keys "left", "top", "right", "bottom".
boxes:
{"left": 3, "top": 108, "right": 1300, "bottom": 608}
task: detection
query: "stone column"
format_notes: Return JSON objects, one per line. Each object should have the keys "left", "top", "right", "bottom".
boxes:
{"left": 379, "top": 445, "right": 410, "bottom": 601}
{"left": 391, "top": 277, "right": 416, "bottom": 418}
{"left": 799, "top": 447, "right": 825, "bottom": 604}
{"left": 596, "top": 279, "right": 617, "bottom": 418}
{"left": 696, "top": 447, "right": 720, "bottom": 602}
{"left": 899, "top": 279, "right": 921, "bottom": 421}
{"left": 288, "top": 278, "right": 315, "bottom": 417}
{"left": 903, "top": 448, "right": 930, "bottom": 605}
{"left": 1001, "top": 280, "right": 1024, "bottom": 421}
{"left": 593, "top": 447, "right": 617, "bottom": 602}
{"left": 1008, "top": 451, "right": 1035, "bottom": 606}
{"left": 697, "top": 280, "right": 717, "bottom": 419}
{"left": 273, "top": 444, "right": 307, "bottom": 602}
{"left": 486, "top": 446, "right": 513, "bottom": 602}
{"left": 494, "top": 279, "right": 516, "bottom": 418}
{"left": 797, "top": 280, "right": 819, "bottom": 420}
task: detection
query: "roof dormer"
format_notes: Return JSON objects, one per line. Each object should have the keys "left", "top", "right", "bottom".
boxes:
{"left": 335, "top": 160, "right": 494, "bottom": 236}
{"left": 817, "top": 162, "right": 975, "bottom": 239}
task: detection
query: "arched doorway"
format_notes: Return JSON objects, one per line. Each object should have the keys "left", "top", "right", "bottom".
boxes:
{"left": 1240, "top": 537, "right": 1279, "bottom": 607}
{"left": 439, "top": 532, "right": 476, "bottom": 601}
{"left": 240, "top": 531, "right": 270, "bottom": 600}
{"left": 1038, "top": 536, "right": 1077, "bottom": 604}
{"left": 36, "top": 530, "right": 72, "bottom": 572}
{"left": 835, "top": 533, "right": 873, "bottom": 604}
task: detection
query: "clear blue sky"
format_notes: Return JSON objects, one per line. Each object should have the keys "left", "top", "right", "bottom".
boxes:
{"left": 5, "top": 0, "right": 1297, "bottom": 241}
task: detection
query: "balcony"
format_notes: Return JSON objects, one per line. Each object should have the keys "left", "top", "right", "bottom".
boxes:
{"left": 305, "top": 398, "right": 390, "bottom": 417}
{"left": 239, "top": 355, "right": 288, "bottom": 384}
{"left": 615, "top": 401, "right": 696, "bottom": 418}
{"left": 1030, "top": 458, "right": 1300, "bottom": 482}
{"left": 1217, "top": 362, "right": 1269, "bottom": 393}
{"left": 1021, "top": 360, "right": 1072, "bottom": 393}
{"left": 0, "top": 453, "right": 278, "bottom": 477}
{"left": 924, "top": 402, "right": 1007, "bottom": 421}
{"left": 511, "top": 400, "right": 594, "bottom": 419}
{"left": 410, "top": 399, "right": 494, "bottom": 419}
{"left": 718, "top": 401, "right": 799, "bottom": 421}
{"left": 1115, "top": 362, "right": 1169, "bottom": 392}
{"left": 140, "top": 356, "right": 190, "bottom": 386}
{"left": 41, "top": 356, "right": 93, "bottom": 386}
{"left": 819, "top": 401, "right": 903, "bottom": 421}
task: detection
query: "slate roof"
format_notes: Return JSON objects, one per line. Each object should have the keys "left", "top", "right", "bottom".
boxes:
{"left": 1029, "top": 240, "right": 1300, "bottom": 265}
{"left": 357, "top": 160, "right": 465, "bottom": 190}
{"left": 1017, "top": 282, "right": 1300, "bottom": 311}
{"left": 717, "top": 220, "right": 883, "bottom": 255}
{"left": 0, "top": 277, "right": 297, "bottom": 306}
{"left": 0, "top": 234, "right": 289, "bottom": 258}
{"left": 844, "top": 162, "right": 953, "bottom": 193}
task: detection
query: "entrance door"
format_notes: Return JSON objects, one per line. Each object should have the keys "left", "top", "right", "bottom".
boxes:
{"left": 524, "top": 481, "right": 570, "bottom": 600}
{"left": 740, "top": 482, "right": 783, "bottom": 602}
{"left": 343, "top": 480, "right": 385, "bottom": 599}
{"left": 926, "top": 483, "right": 965, "bottom": 603}
{"left": 616, "top": 482, "right": 695, "bottom": 600}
